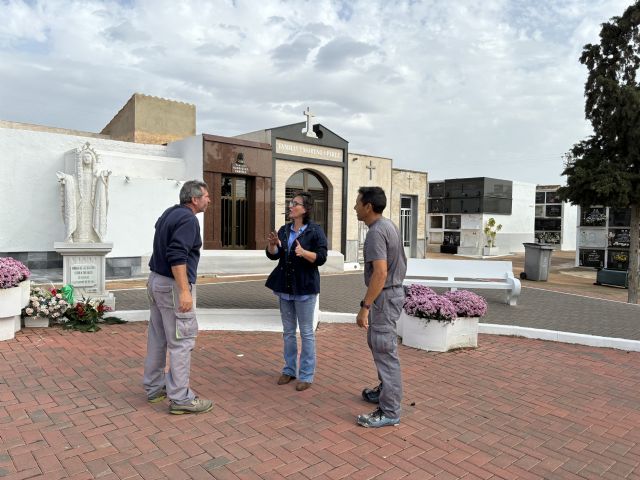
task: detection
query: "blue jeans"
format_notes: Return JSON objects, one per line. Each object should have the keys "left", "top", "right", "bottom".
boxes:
{"left": 279, "top": 295, "right": 317, "bottom": 382}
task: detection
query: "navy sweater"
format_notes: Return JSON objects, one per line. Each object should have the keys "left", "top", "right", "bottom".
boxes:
{"left": 265, "top": 222, "right": 328, "bottom": 295}
{"left": 148, "top": 205, "right": 201, "bottom": 284}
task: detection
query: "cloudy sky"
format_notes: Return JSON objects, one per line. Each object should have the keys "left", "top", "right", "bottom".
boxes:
{"left": 0, "top": 0, "right": 633, "bottom": 184}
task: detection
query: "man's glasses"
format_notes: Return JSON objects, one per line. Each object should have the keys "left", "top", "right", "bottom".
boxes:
{"left": 289, "top": 200, "right": 303, "bottom": 207}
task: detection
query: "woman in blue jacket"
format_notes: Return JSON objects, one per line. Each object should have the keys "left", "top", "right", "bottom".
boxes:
{"left": 265, "top": 192, "right": 328, "bottom": 391}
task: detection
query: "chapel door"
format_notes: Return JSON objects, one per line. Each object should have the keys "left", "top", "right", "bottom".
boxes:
{"left": 285, "top": 170, "right": 328, "bottom": 236}
{"left": 221, "top": 176, "right": 248, "bottom": 249}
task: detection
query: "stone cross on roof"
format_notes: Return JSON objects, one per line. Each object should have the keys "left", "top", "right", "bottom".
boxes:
{"left": 303, "top": 106, "right": 316, "bottom": 137}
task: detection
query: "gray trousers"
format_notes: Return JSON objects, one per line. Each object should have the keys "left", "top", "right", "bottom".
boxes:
{"left": 367, "top": 287, "right": 404, "bottom": 419}
{"left": 143, "top": 271, "right": 198, "bottom": 405}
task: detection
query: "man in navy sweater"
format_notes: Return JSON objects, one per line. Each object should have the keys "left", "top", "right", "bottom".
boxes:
{"left": 143, "top": 180, "right": 213, "bottom": 414}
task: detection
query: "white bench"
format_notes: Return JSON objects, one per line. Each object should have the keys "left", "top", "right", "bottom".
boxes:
{"left": 402, "top": 259, "right": 521, "bottom": 306}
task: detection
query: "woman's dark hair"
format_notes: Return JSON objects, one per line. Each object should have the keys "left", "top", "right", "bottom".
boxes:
{"left": 293, "top": 191, "right": 314, "bottom": 224}
{"left": 358, "top": 186, "right": 386, "bottom": 213}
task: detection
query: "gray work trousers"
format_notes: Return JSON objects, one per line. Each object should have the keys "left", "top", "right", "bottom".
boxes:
{"left": 367, "top": 287, "right": 404, "bottom": 419}
{"left": 143, "top": 271, "right": 198, "bottom": 405}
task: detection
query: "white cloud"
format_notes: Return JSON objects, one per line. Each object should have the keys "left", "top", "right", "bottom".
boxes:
{"left": 0, "top": 0, "right": 634, "bottom": 183}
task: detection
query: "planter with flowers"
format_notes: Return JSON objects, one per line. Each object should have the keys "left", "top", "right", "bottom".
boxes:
{"left": 22, "top": 286, "right": 71, "bottom": 328}
{"left": 399, "top": 284, "right": 487, "bottom": 352}
{"left": 0, "top": 257, "right": 31, "bottom": 340}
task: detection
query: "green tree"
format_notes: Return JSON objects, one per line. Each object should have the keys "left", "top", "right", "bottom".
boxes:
{"left": 559, "top": 2, "right": 640, "bottom": 303}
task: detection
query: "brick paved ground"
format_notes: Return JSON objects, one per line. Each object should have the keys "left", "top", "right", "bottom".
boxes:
{"left": 1, "top": 323, "right": 640, "bottom": 479}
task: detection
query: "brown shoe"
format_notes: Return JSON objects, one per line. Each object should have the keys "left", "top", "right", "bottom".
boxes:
{"left": 277, "top": 374, "right": 295, "bottom": 385}
{"left": 296, "top": 382, "right": 312, "bottom": 391}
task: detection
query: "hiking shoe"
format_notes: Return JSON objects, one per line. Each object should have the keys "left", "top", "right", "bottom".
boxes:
{"left": 169, "top": 397, "right": 213, "bottom": 415}
{"left": 147, "top": 386, "right": 167, "bottom": 404}
{"left": 296, "top": 382, "right": 312, "bottom": 391}
{"left": 362, "top": 383, "right": 382, "bottom": 404}
{"left": 356, "top": 408, "right": 400, "bottom": 428}
{"left": 277, "top": 374, "right": 296, "bottom": 385}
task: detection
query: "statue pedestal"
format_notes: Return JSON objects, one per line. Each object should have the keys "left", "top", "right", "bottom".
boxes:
{"left": 54, "top": 242, "right": 115, "bottom": 310}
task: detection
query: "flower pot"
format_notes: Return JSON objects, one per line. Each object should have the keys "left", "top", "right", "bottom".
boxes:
{"left": 24, "top": 316, "right": 50, "bottom": 328}
{"left": 483, "top": 246, "right": 499, "bottom": 256}
{"left": 400, "top": 311, "right": 479, "bottom": 352}
{"left": 20, "top": 279, "right": 31, "bottom": 308}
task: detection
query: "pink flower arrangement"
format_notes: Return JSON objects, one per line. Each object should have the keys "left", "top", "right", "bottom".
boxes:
{"left": 404, "top": 284, "right": 488, "bottom": 323}
{"left": 443, "top": 290, "right": 488, "bottom": 318}
{"left": 0, "top": 257, "right": 30, "bottom": 289}
{"left": 403, "top": 284, "right": 457, "bottom": 323}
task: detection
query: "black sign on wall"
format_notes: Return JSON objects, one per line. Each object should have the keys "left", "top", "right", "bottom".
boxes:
{"left": 428, "top": 198, "right": 444, "bottom": 213}
{"left": 445, "top": 215, "right": 461, "bottom": 229}
{"left": 579, "top": 249, "right": 605, "bottom": 268}
{"left": 429, "top": 182, "right": 445, "bottom": 198}
{"left": 535, "top": 218, "right": 562, "bottom": 231}
{"left": 546, "top": 205, "right": 562, "bottom": 217}
{"left": 608, "top": 208, "right": 631, "bottom": 227}
{"left": 545, "top": 191, "right": 561, "bottom": 204}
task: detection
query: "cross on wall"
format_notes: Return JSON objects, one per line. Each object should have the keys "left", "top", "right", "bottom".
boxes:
{"left": 366, "top": 160, "right": 376, "bottom": 181}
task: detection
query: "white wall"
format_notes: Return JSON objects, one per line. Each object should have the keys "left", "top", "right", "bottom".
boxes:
{"left": 561, "top": 202, "right": 578, "bottom": 251}
{"left": 486, "top": 181, "right": 536, "bottom": 253}
{"left": 0, "top": 126, "right": 203, "bottom": 257}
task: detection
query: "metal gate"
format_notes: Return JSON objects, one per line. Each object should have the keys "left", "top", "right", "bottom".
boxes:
{"left": 400, "top": 196, "right": 413, "bottom": 257}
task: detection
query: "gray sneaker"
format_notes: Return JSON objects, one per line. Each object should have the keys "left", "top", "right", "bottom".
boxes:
{"left": 356, "top": 408, "right": 400, "bottom": 428}
{"left": 147, "top": 386, "right": 167, "bottom": 404}
{"left": 169, "top": 397, "right": 213, "bottom": 415}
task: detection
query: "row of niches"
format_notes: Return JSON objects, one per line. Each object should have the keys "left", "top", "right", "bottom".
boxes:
{"left": 578, "top": 228, "right": 635, "bottom": 249}
{"left": 535, "top": 204, "right": 562, "bottom": 218}
{"left": 429, "top": 179, "right": 513, "bottom": 199}
{"left": 579, "top": 248, "right": 631, "bottom": 271}
{"left": 427, "top": 197, "right": 512, "bottom": 215}
{"left": 580, "top": 207, "right": 631, "bottom": 227}
{"left": 535, "top": 191, "right": 561, "bottom": 204}
{"left": 430, "top": 215, "right": 461, "bottom": 230}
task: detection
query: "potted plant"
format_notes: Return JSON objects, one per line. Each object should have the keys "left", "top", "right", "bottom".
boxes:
{"left": 483, "top": 217, "right": 502, "bottom": 256}
{"left": 22, "top": 286, "right": 70, "bottom": 328}
{"left": 0, "top": 257, "right": 29, "bottom": 340}
{"left": 399, "top": 284, "right": 487, "bottom": 352}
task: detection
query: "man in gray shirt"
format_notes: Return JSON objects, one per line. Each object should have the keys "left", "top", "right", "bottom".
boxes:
{"left": 354, "top": 186, "right": 407, "bottom": 428}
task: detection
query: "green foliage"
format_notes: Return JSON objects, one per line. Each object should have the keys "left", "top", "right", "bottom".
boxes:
{"left": 483, "top": 217, "right": 502, "bottom": 248}
{"left": 560, "top": 2, "right": 640, "bottom": 304}
{"left": 558, "top": 2, "right": 640, "bottom": 208}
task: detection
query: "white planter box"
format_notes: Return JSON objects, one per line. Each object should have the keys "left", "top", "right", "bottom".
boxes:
{"left": 20, "top": 279, "right": 31, "bottom": 308}
{"left": 0, "top": 286, "right": 22, "bottom": 317}
{"left": 24, "top": 317, "right": 50, "bottom": 328}
{"left": 400, "top": 311, "right": 479, "bottom": 352}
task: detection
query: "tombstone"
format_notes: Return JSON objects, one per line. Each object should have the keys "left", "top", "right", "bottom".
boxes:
{"left": 54, "top": 142, "right": 115, "bottom": 309}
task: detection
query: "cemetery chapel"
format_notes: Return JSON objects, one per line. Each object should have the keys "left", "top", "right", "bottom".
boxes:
{"left": 0, "top": 94, "right": 428, "bottom": 275}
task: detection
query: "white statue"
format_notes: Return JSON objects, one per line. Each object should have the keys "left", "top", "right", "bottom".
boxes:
{"left": 57, "top": 142, "right": 112, "bottom": 243}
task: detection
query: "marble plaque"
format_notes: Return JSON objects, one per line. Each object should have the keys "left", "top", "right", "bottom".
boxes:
{"left": 578, "top": 229, "right": 607, "bottom": 248}
{"left": 70, "top": 263, "right": 98, "bottom": 288}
